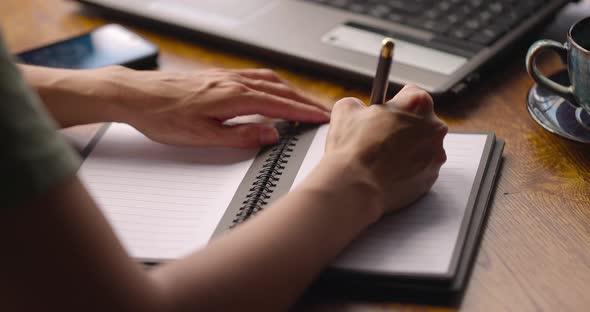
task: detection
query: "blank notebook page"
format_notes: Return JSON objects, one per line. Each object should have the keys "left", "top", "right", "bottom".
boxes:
{"left": 291, "top": 124, "right": 488, "bottom": 275}
{"left": 79, "top": 123, "right": 258, "bottom": 261}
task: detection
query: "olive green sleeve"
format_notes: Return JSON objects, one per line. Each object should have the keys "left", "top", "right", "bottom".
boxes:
{"left": 0, "top": 35, "right": 81, "bottom": 209}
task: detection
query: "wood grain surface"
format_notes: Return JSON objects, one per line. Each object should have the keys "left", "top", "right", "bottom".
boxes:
{"left": 2, "top": 1, "right": 590, "bottom": 311}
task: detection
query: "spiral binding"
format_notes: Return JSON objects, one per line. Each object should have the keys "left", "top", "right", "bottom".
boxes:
{"left": 230, "top": 127, "right": 299, "bottom": 227}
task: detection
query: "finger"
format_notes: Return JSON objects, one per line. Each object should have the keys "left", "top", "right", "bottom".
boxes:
{"left": 387, "top": 84, "right": 434, "bottom": 117}
{"left": 433, "top": 127, "right": 447, "bottom": 161}
{"left": 436, "top": 121, "right": 449, "bottom": 137}
{"left": 233, "top": 68, "right": 286, "bottom": 84}
{"left": 332, "top": 97, "right": 365, "bottom": 114}
{"left": 239, "top": 79, "right": 330, "bottom": 112}
{"left": 214, "top": 123, "right": 280, "bottom": 148}
{"left": 220, "top": 91, "right": 331, "bottom": 123}
{"left": 331, "top": 96, "right": 364, "bottom": 118}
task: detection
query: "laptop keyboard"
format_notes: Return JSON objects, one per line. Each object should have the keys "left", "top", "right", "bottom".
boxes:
{"left": 303, "top": 0, "right": 549, "bottom": 50}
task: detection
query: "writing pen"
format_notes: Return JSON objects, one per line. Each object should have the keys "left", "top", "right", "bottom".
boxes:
{"left": 369, "top": 38, "right": 395, "bottom": 105}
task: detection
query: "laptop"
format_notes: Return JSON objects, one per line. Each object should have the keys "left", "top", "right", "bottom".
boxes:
{"left": 76, "top": 0, "right": 571, "bottom": 97}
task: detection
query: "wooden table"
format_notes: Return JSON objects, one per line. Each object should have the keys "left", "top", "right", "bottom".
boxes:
{"left": 3, "top": 1, "right": 590, "bottom": 311}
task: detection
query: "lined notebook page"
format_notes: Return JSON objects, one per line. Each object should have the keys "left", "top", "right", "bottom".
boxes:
{"left": 79, "top": 123, "right": 258, "bottom": 261}
{"left": 291, "top": 125, "right": 488, "bottom": 275}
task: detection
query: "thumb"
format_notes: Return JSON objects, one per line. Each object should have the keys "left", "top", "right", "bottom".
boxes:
{"left": 215, "top": 123, "right": 279, "bottom": 148}
{"left": 387, "top": 84, "right": 434, "bottom": 117}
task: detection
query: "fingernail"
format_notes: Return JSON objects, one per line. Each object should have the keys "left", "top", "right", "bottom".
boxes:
{"left": 402, "top": 84, "right": 418, "bottom": 91}
{"left": 259, "top": 127, "right": 279, "bottom": 145}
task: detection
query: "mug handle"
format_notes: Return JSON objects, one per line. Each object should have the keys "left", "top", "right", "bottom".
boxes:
{"left": 526, "top": 39, "right": 575, "bottom": 100}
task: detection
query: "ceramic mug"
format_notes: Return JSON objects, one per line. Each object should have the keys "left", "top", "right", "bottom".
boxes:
{"left": 526, "top": 17, "right": 590, "bottom": 129}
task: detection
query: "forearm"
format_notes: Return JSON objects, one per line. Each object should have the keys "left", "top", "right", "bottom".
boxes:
{"left": 19, "top": 65, "right": 126, "bottom": 127}
{"left": 151, "top": 155, "right": 383, "bottom": 311}
{"left": 19, "top": 65, "right": 333, "bottom": 148}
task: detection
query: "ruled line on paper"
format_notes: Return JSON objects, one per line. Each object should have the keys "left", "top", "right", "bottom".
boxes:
{"left": 80, "top": 123, "right": 258, "bottom": 261}
{"left": 85, "top": 174, "right": 226, "bottom": 185}
{"left": 87, "top": 181, "right": 224, "bottom": 192}
{"left": 87, "top": 188, "right": 218, "bottom": 199}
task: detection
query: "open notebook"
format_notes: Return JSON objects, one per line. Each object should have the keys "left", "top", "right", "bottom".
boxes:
{"left": 79, "top": 122, "right": 503, "bottom": 292}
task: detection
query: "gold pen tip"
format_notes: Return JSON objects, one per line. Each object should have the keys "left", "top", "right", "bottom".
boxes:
{"left": 381, "top": 38, "right": 395, "bottom": 58}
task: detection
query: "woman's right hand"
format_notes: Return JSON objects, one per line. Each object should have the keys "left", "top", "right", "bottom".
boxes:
{"left": 324, "top": 84, "right": 448, "bottom": 216}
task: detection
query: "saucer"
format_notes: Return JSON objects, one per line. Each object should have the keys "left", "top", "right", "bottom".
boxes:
{"left": 527, "top": 69, "right": 590, "bottom": 144}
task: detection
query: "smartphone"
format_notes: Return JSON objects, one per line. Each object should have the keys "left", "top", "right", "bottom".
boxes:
{"left": 16, "top": 24, "right": 159, "bottom": 70}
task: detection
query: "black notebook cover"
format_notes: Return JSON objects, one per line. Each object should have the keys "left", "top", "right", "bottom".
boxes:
{"left": 82, "top": 123, "right": 503, "bottom": 293}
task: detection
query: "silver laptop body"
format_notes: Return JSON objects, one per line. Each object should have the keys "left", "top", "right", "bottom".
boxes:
{"left": 77, "top": 0, "right": 570, "bottom": 96}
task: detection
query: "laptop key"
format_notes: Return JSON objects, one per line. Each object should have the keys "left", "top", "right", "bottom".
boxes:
{"left": 408, "top": 19, "right": 452, "bottom": 34}
{"left": 449, "top": 27, "right": 473, "bottom": 40}
{"left": 477, "top": 10, "right": 495, "bottom": 23}
{"left": 488, "top": 2, "right": 505, "bottom": 14}
{"left": 438, "top": 1, "right": 454, "bottom": 11}
{"left": 455, "top": 5, "right": 474, "bottom": 16}
{"left": 445, "top": 13, "right": 465, "bottom": 25}
{"left": 467, "top": 0, "right": 484, "bottom": 8}
{"left": 464, "top": 19, "right": 483, "bottom": 31}
{"left": 424, "top": 8, "right": 443, "bottom": 20}
{"left": 468, "top": 26, "right": 502, "bottom": 45}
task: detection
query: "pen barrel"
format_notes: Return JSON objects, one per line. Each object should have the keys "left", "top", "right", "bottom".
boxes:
{"left": 369, "top": 56, "right": 392, "bottom": 105}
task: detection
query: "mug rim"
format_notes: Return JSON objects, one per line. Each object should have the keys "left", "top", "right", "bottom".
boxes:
{"left": 568, "top": 16, "right": 590, "bottom": 55}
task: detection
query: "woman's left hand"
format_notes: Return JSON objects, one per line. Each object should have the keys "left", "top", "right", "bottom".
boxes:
{"left": 99, "top": 66, "right": 330, "bottom": 148}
